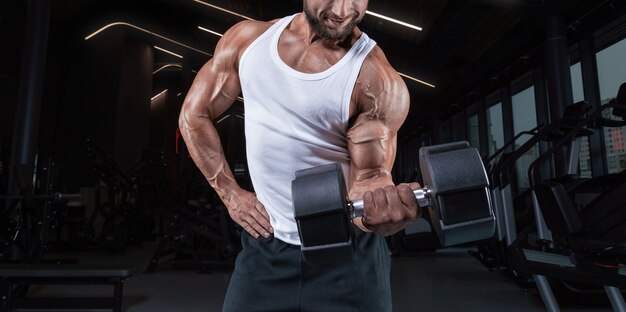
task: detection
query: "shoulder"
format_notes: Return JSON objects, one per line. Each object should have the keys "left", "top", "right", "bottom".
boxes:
{"left": 212, "top": 19, "right": 279, "bottom": 67}
{"left": 225, "top": 19, "right": 277, "bottom": 42}
{"left": 360, "top": 46, "right": 406, "bottom": 95}
{"left": 352, "top": 45, "right": 410, "bottom": 127}
{"left": 220, "top": 19, "right": 277, "bottom": 56}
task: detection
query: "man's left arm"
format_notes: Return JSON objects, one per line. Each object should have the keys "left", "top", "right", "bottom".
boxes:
{"left": 347, "top": 49, "right": 421, "bottom": 236}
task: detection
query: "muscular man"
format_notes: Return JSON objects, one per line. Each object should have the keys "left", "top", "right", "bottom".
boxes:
{"left": 179, "top": 0, "right": 420, "bottom": 310}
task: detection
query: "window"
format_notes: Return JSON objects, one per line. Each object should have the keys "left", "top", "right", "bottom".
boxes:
{"left": 468, "top": 113, "right": 480, "bottom": 150}
{"left": 512, "top": 87, "right": 538, "bottom": 141}
{"left": 487, "top": 103, "right": 504, "bottom": 157}
{"left": 571, "top": 62, "right": 584, "bottom": 103}
{"left": 596, "top": 36, "right": 626, "bottom": 174}
{"left": 512, "top": 86, "right": 538, "bottom": 190}
{"left": 571, "top": 62, "right": 592, "bottom": 178}
{"left": 578, "top": 136, "right": 592, "bottom": 178}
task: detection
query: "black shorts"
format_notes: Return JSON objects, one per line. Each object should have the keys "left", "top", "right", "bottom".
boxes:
{"left": 222, "top": 229, "right": 392, "bottom": 312}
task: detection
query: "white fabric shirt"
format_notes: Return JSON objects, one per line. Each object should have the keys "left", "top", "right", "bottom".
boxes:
{"left": 239, "top": 14, "right": 377, "bottom": 245}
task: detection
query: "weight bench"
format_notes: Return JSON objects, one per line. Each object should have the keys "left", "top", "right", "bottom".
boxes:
{"left": 0, "top": 264, "right": 138, "bottom": 312}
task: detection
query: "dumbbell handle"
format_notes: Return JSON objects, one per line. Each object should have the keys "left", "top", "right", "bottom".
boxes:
{"left": 348, "top": 188, "right": 430, "bottom": 220}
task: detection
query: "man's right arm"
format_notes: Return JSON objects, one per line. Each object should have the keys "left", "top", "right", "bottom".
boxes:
{"left": 178, "top": 21, "right": 273, "bottom": 239}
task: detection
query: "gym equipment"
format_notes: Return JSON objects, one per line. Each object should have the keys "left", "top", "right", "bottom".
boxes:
{"left": 80, "top": 138, "right": 167, "bottom": 253}
{"left": 0, "top": 159, "right": 73, "bottom": 262}
{"left": 510, "top": 181, "right": 626, "bottom": 311}
{"left": 470, "top": 100, "right": 599, "bottom": 290}
{"left": 480, "top": 83, "right": 626, "bottom": 311}
{"left": 0, "top": 264, "right": 137, "bottom": 312}
{"left": 292, "top": 141, "right": 495, "bottom": 265}
{"left": 518, "top": 84, "right": 626, "bottom": 311}
{"left": 147, "top": 145, "right": 243, "bottom": 272}
{"left": 146, "top": 185, "right": 241, "bottom": 273}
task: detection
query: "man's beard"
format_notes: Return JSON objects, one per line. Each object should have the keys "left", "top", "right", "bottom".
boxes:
{"left": 303, "top": 2, "right": 362, "bottom": 42}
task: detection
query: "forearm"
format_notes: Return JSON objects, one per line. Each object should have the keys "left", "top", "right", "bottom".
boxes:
{"left": 348, "top": 170, "right": 394, "bottom": 200}
{"left": 346, "top": 118, "right": 396, "bottom": 200}
{"left": 179, "top": 110, "right": 242, "bottom": 207}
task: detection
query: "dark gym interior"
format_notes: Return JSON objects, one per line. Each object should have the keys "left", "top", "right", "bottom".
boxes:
{"left": 2, "top": 0, "right": 626, "bottom": 311}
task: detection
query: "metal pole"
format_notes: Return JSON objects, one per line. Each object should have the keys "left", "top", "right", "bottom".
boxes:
{"left": 534, "top": 274, "right": 561, "bottom": 312}
{"left": 604, "top": 286, "right": 626, "bottom": 312}
{"left": 8, "top": 0, "right": 51, "bottom": 195}
{"left": 543, "top": 15, "right": 573, "bottom": 177}
{"left": 5, "top": 0, "right": 51, "bottom": 261}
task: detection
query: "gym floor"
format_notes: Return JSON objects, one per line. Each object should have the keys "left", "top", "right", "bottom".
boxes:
{"left": 16, "top": 244, "right": 612, "bottom": 312}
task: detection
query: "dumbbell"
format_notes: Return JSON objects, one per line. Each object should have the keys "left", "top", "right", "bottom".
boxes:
{"left": 292, "top": 141, "right": 495, "bottom": 265}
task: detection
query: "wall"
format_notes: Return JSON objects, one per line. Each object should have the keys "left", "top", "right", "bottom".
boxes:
{"left": 48, "top": 29, "right": 153, "bottom": 188}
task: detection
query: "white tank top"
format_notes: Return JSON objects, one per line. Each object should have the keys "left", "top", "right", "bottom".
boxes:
{"left": 239, "top": 14, "right": 376, "bottom": 245}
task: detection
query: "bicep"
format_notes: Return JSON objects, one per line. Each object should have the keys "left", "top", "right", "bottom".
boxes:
{"left": 346, "top": 67, "right": 409, "bottom": 194}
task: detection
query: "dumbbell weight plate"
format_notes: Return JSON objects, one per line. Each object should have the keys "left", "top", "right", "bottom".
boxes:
{"left": 292, "top": 163, "right": 355, "bottom": 265}
{"left": 419, "top": 141, "right": 495, "bottom": 246}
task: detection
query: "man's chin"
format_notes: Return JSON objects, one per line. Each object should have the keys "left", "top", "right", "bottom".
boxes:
{"left": 317, "top": 26, "right": 353, "bottom": 42}
{"left": 305, "top": 14, "right": 358, "bottom": 42}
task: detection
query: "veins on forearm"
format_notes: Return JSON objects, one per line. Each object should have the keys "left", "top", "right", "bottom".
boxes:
{"left": 354, "top": 168, "right": 392, "bottom": 182}
{"left": 211, "top": 171, "right": 239, "bottom": 205}
{"left": 181, "top": 110, "right": 211, "bottom": 132}
{"left": 181, "top": 109, "right": 241, "bottom": 203}
{"left": 349, "top": 169, "right": 393, "bottom": 197}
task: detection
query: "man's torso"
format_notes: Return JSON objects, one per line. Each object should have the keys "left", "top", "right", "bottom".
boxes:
{"left": 236, "top": 14, "right": 377, "bottom": 245}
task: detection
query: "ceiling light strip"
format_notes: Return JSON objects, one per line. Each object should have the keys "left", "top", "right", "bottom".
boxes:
{"left": 216, "top": 114, "right": 230, "bottom": 123}
{"left": 153, "top": 64, "right": 182, "bottom": 74}
{"left": 193, "top": 0, "right": 252, "bottom": 20}
{"left": 151, "top": 89, "right": 168, "bottom": 101}
{"left": 365, "top": 11, "right": 422, "bottom": 31}
{"left": 84, "top": 22, "right": 211, "bottom": 56}
{"left": 154, "top": 46, "right": 183, "bottom": 58}
{"left": 398, "top": 72, "right": 435, "bottom": 88}
{"left": 198, "top": 26, "right": 223, "bottom": 37}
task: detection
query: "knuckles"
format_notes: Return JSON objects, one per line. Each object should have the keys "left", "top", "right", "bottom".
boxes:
{"left": 373, "top": 188, "right": 387, "bottom": 200}
{"left": 396, "top": 184, "right": 411, "bottom": 192}
{"left": 362, "top": 184, "right": 421, "bottom": 235}
{"left": 390, "top": 211, "right": 405, "bottom": 223}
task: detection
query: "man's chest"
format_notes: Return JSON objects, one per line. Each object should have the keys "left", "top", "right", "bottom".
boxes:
{"left": 276, "top": 34, "right": 348, "bottom": 74}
